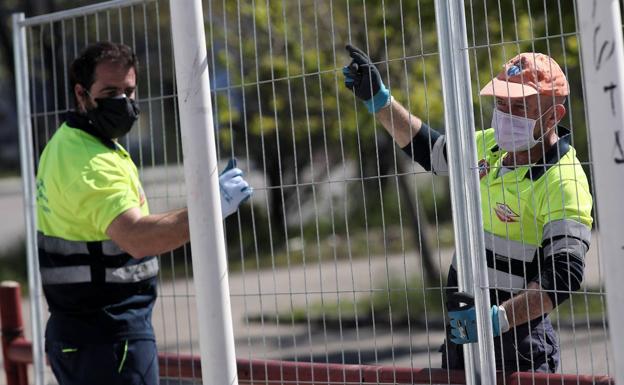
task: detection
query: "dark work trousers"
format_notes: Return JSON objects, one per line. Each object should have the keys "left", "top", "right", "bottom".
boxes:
{"left": 440, "top": 319, "right": 560, "bottom": 373}
{"left": 46, "top": 339, "right": 158, "bottom": 385}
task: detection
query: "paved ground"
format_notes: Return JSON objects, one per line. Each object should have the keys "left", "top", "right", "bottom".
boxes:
{"left": 0, "top": 175, "right": 614, "bottom": 383}
{"left": 0, "top": 178, "right": 24, "bottom": 255}
{"left": 1, "top": 251, "right": 613, "bottom": 384}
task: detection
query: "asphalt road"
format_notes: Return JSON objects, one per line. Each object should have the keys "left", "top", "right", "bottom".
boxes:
{"left": 0, "top": 178, "right": 23, "bottom": 255}
{"left": 0, "top": 172, "right": 613, "bottom": 383}
{"left": 1, "top": 251, "right": 613, "bottom": 384}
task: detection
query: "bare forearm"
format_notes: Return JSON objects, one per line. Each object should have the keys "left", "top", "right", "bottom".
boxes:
{"left": 109, "top": 207, "right": 190, "bottom": 258}
{"left": 133, "top": 208, "right": 189, "bottom": 256}
{"left": 375, "top": 98, "right": 423, "bottom": 147}
{"left": 501, "top": 281, "right": 554, "bottom": 329}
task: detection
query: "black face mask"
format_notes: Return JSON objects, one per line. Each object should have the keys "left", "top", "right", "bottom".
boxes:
{"left": 85, "top": 94, "right": 140, "bottom": 139}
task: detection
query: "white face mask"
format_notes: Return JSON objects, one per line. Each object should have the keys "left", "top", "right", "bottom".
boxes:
{"left": 491, "top": 107, "right": 553, "bottom": 152}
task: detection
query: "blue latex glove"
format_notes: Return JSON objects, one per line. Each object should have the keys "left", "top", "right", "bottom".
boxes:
{"left": 219, "top": 158, "right": 252, "bottom": 219}
{"left": 343, "top": 44, "right": 391, "bottom": 113}
{"left": 448, "top": 292, "right": 509, "bottom": 345}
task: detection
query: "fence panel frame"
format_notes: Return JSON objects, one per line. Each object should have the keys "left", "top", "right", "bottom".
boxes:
{"left": 9, "top": 0, "right": 623, "bottom": 383}
{"left": 577, "top": 0, "right": 624, "bottom": 383}
{"left": 12, "top": 0, "right": 240, "bottom": 384}
{"left": 169, "top": 0, "right": 239, "bottom": 384}
{"left": 434, "top": 0, "right": 496, "bottom": 383}
{"left": 12, "top": 12, "right": 45, "bottom": 385}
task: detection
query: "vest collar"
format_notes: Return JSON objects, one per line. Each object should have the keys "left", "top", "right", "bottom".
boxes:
{"left": 527, "top": 126, "right": 571, "bottom": 180}
{"left": 488, "top": 125, "right": 571, "bottom": 181}
{"left": 65, "top": 110, "right": 117, "bottom": 150}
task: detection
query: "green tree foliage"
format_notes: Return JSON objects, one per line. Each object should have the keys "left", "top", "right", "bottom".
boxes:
{"left": 0, "top": 0, "right": 589, "bottom": 270}
{"left": 205, "top": 0, "right": 587, "bottom": 265}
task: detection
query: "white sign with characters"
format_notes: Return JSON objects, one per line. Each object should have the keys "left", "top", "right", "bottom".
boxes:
{"left": 578, "top": 0, "right": 624, "bottom": 382}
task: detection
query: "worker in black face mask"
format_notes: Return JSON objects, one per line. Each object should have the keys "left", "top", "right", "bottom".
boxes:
{"left": 82, "top": 90, "right": 140, "bottom": 140}
{"left": 36, "top": 41, "right": 253, "bottom": 385}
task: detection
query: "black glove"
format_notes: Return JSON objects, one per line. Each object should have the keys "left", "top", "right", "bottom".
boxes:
{"left": 342, "top": 44, "right": 391, "bottom": 113}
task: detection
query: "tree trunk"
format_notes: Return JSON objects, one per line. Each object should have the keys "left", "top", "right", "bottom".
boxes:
{"left": 396, "top": 156, "right": 440, "bottom": 285}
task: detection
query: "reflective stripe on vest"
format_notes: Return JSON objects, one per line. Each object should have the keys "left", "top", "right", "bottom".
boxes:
{"left": 40, "top": 266, "right": 91, "bottom": 284}
{"left": 40, "top": 258, "right": 158, "bottom": 285}
{"left": 38, "top": 232, "right": 159, "bottom": 285}
{"left": 482, "top": 231, "right": 539, "bottom": 293}
{"left": 105, "top": 258, "right": 159, "bottom": 283}
{"left": 483, "top": 231, "right": 538, "bottom": 262}
{"left": 539, "top": 218, "right": 591, "bottom": 272}
{"left": 451, "top": 252, "right": 527, "bottom": 294}
{"left": 487, "top": 268, "right": 525, "bottom": 293}
{"left": 38, "top": 232, "right": 124, "bottom": 257}
{"left": 542, "top": 218, "right": 591, "bottom": 242}
{"left": 478, "top": 219, "right": 591, "bottom": 293}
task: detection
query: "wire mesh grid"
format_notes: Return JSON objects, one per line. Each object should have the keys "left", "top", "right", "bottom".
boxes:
{"left": 19, "top": 1, "right": 201, "bottom": 382}
{"left": 465, "top": 0, "right": 611, "bottom": 379}
{"left": 15, "top": 0, "right": 618, "bottom": 384}
{"left": 207, "top": 0, "right": 451, "bottom": 376}
{"left": 207, "top": 0, "right": 612, "bottom": 381}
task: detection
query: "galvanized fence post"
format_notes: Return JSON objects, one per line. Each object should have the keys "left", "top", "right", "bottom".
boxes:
{"left": 12, "top": 12, "right": 45, "bottom": 385}
{"left": 170, "top": 1, "right": 239, "bottom": 385}
{"left": 433, "top": 1, "right": 497, "bottom": 383}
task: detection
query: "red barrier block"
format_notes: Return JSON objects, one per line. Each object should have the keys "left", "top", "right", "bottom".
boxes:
{"left": 0, "top": 281, "right": 28, "bottom": 385}
{"left": 507, "top": 371, "right": 615, "bottom": 385}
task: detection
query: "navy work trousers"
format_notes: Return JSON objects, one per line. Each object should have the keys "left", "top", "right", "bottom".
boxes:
{"left": 46, "top": 339, "right": 158, "bottom": 385}
{"left": 440, "top": 320, "right": 560, "bottom": 373}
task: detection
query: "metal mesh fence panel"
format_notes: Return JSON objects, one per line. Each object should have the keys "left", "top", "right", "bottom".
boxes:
{"left": 208, "top": 0, "right": 613, "bottom": 381}
{"left": 465, "top": 0, "right": 611, "bottom": 379}
{"left": 9, "top": 0, "right": 621, "bottom": 384}
{"left": 208, "top": 0, "right": 452, "bottom": 375}
{"left": 13, "top": 1, "right": 200, "bottom": 382}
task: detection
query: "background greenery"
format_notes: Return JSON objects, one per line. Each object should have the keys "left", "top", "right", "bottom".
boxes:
{"left": 0, "top": 1, "right": 606, "bottom": 326}
{"left": 205, "top": 0, "right": 589, "bottom": 282}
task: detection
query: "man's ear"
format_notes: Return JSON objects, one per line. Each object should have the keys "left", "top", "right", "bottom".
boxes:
{"left": 552, "top": 104, "right": 567, "bottom": 126}
{"left": 74, "top": 84, "right": 87, "bottom": 112}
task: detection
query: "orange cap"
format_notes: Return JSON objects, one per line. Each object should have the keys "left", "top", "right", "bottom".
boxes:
{"left": 479, "top": 53, "right": 569, "bottom": 98}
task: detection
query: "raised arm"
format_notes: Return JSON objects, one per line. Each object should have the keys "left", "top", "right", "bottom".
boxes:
{"left": 342, "top": 44, "right": 447, "bottom": 173}
{"left": 375, "top": 97, "right": 422, "bottom": 148}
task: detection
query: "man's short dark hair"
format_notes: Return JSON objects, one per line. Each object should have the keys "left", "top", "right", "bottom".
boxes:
{"left": 69, "top": 41, "right": 138, "bottom": 93}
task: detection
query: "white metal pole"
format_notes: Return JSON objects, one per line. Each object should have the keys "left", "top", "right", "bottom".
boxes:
{"left": 12, "top": 12, "right": 46, "bottom": 385}
{"left": 169, "top": 1, "right": 239, "bottom": 385}
{"left": 433, "top": 1, "right": 497, "bottom": 384}
{"left": 577, "top": 0, "right": 624, "bottom": 382}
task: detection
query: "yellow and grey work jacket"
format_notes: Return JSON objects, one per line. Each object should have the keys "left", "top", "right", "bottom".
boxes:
{"left": 402, "top": 124, "right": 592, "bottom": 306}
{"left": 36, "top": 112, "right": 158, "bottom": 344}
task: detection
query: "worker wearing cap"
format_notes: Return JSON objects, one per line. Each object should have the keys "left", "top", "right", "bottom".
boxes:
{"left": 36, "top": 42, "right": 253, "bottom": 385}
{"left": 342, "top": 45, "right": 592, "bottom": 372}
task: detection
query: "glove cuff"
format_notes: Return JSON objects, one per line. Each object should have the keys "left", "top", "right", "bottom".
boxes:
{"left": 364, "top": 87, "right": 391, "bottom": 113}
{"left": 493, "top": 305, "right": 510, "bottom": 336}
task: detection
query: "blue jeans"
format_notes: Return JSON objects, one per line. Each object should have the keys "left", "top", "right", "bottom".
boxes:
{"left": 46, "top": 339, "right": 158, "bottom": 385}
